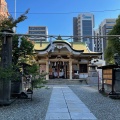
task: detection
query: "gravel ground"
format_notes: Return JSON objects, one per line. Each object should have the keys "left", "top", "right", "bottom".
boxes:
{"left": 0, "top": 84, "right": 120, "bottom": 120}
{"left": 69, "top": 85, "right": 120, "bottom": 120}
{"left": 0, "top": 87, "right": 52, "bottom": 120}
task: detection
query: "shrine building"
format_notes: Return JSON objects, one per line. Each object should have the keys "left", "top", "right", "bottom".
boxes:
{"left": 34, "top": 37, "right": 102, "bottom": 80}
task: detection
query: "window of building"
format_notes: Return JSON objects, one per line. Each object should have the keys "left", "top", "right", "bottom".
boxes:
{"left": 106, "top": 26, "right": 113, "bottom": 29}
{"left": 79, "top": 64, "right": 88, "bottom": 73}
{"left": 29, "top": 27, "right": 46, "bottom": 30}
{"left": 106, "top": 21, "right": 116, "bottom": 24}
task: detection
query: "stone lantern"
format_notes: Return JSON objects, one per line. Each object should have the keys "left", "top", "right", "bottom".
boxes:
{"left": 87, "top": 63, "right": 98, "bottom": 84}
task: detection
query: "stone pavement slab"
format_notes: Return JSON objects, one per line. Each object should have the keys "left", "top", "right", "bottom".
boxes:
{"left": 45, "top": 86, "right": 97, "bottom": 120}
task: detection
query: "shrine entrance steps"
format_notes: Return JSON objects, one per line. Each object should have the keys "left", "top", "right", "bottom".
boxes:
{"left": 46, "top": 79, "right": 87, "bottom": 85}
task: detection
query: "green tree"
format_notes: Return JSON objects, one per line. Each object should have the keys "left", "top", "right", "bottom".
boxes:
{"left": 0, "top": 9, "right": 30, "bottom": 64}
{"left": 26, "top": 63, "right": 47, "bottom": 89}
{"left": 0, "top": 9, "right": 42, "bottom": 104}
{"left": 105, "top": 15, "right": 120, "bottom": 64}
{"left": 12, "top": 35, "right": 34, "bottom": 65}
{"left": 0, "top": 8, "right": 35, "bottom": 66}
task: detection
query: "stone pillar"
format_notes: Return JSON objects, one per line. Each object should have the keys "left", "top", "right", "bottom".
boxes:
{"left": 69, "top": 60, "right": 72, "bottom": 79}
{"left": 0, "top": 29, "right": 13, "bottom": 105}
{"left": 1, "top": 30, "right": 12, "bottom": 67}
{"left": 46, "top": 60, "right": 49, "bottom": 80}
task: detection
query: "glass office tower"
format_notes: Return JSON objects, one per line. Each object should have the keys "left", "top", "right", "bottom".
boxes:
{"left": 73, "top": 13, "right": 94, "bottom": 51}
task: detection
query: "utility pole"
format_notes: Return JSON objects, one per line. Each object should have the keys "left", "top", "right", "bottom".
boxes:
{"left": 15, "top": 0, "right": 16, "bottom": 20}
{"left": 13, "top": 0, "right": 16, "bottom": 33}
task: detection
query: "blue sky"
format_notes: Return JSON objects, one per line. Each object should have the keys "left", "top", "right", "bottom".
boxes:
{"left": 6, "top": 0, "right": 120, "bottom": 35}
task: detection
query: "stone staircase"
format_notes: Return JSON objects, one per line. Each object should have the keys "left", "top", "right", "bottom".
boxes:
{"left": 46, "top": 79, "right": 87, "bottom": 85}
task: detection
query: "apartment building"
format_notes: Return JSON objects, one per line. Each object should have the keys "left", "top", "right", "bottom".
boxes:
{"left": 73, "top": 13, "right": 94, "bottom": 51}
{"left": 28, "top": 26, "right": 48, "bottom": 43}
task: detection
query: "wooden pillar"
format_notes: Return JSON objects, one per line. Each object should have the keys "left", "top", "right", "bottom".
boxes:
{"left": 39, "top": 64, "right": 40, "bottom": 74}
{"left": 69, "top": 59, "right": 72, "bottom": 79}
{"left": 46, "top": 60, "right": 49, "bottom": 80}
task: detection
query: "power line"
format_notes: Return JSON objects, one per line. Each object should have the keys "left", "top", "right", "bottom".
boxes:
{"left": 0, "top": 32, "right": 120, "bottom": 38}
{"left": 8, "top": 8, "right": 120, "bottom": 15}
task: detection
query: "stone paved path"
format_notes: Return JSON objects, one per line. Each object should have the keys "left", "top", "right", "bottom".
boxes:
{"left": 45, "top": 86, "right": 97, "bottom": 120}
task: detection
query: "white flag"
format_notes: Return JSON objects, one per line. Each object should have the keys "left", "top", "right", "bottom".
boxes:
{"left": 18, "top": 36, "right": 22, "bottom": 48}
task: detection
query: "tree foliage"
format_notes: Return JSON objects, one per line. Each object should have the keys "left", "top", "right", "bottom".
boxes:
{"left": 0, "top": 9, "right": 30, "bottom": 63}
{"left": 26, "top": 64, "right": 47, "bottom": 89}
{"left": 12, "top": 35, "right": 34, "bottom": 65}
{"left": 0, "top": 9, "right": 29, "bottom": 31}
{"left": 105, "top": 15, "right": 120, "bottom": 64}
{"left": 0, "top": 9, "right": 47, "bottom": 89}
{"left": 0, "top": 9, "right": 35, "bottom": 81}
{"left": 0, "top": 65, "right": 20, "bottom": 81}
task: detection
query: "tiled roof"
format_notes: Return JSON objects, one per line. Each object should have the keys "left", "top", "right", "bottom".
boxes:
{"left": 34, "top": 40, "right": 93, "bottom": 53}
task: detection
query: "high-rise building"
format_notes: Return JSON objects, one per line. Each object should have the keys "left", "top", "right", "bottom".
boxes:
{"left": 94, "top": 29, "right": 103, "bottom": 59}
{"left": 95, "top": 19, "right": 116, "bottom": 59}
{"left": 73, "top": 17, "right": 78, "bottom": 40}
{"left": 0, "top": 0, "right": 9, "bottom": 20}
{"left": 99, "top": 19, "right": 116, "bottom": 50}
{"left": 28, "top": 26, "right": 48, "bottom": 43}
{"left": 73, "top": 13, "right": 94, "bottom": 51}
